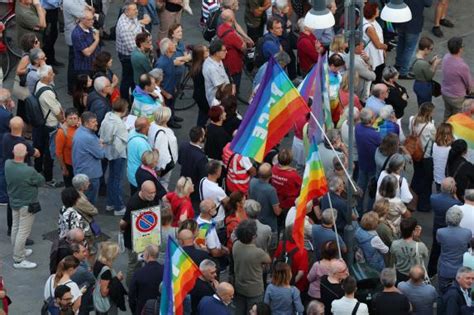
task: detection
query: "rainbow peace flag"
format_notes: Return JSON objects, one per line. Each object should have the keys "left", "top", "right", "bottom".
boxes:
{"left": 447, "top": 113, "right": 474, "bottom": 149}
{"left": 230, "top": 57, "right": 310, "bottom": 162}
{"left": 293, "top": 135, "right": 328, "bottom": 249}
{"left": 195, "top": 222, "right": 214, "bottom": 247}
{"left": 160, "top": 237, "right": 201, "bottom": 315}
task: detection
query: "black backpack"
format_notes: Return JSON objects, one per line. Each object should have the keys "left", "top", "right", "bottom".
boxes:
{"left": 202, "top": 8, "right": 222, "bottom": 42}
{"left": 25, "top": 83, "right": 53, "bottom": 127}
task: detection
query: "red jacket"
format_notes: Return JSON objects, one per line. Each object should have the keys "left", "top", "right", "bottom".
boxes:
{"left": 217, "top": 23, "right": 244, "bottom": 76}
{"left": 297, "top": 32, "right": 319, "bottom": 74}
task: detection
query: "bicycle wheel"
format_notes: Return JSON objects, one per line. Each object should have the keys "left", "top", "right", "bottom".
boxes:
{"left": 4, "top": 14, "right": 22, "bottom": 58}
{"left": 0, "top": 51, "right": 11, "bottom": 80}
{"left": 174, "top": 69, "right": 196, "bottom": 111}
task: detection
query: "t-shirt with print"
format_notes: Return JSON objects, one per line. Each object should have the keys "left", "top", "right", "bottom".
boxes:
{"left": 390, "top": 240, "right": 428, "bottom": 276}
{"left": 233, "top": 240, "right": 269, "bottom": 297}
{"left": 196, "top": 216, "right": 221, "bottom": 250}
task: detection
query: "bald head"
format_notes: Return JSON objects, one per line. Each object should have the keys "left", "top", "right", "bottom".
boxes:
{"left": 135, "top": 117, "right": 150, "bottom": 135}
{"left": 199, "top": 199, "right": 216, "bottom": 216}
{"left": 67, "top": 228, "right": 85, "bottom": 243}
{"left": 178, "top": 229, "right": 194, "bottom": 246}
{"left": 221, "top": 9, "right": 234, "bottom": 23}
{"left": 258, "top": 163, "right": 272, "bottom": 180}
{"left": 216, "top": 282, "right": 234, "bottom": 305}
{"left": 10, "top": 116, "right": 24, "bottom": 134}
{"left": 372, "top": 83, "right": 388, "bottom": 100}
{"left": 140, "top": 180, "right": 157, "bottom": 201}
{"left": 408, "top": 265, "right": 425, "bottom": 283}
{"left": 441, "top": 177, "right": 456, "bottom": 195}
{"left": 13, "top": 143, "right": 27, "bottom": 159}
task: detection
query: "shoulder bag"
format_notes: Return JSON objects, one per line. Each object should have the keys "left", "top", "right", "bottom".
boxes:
{"left": 93, "top": 265, "right": 112, "bottom": 312}
{"left": 415, "top": 242, "right": 431, "bottom": 285}
{"left": 154, "top": 129, "right": 175, "bottom": 176}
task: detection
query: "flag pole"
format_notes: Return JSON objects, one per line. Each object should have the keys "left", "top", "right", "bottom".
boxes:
{"left": 326, "top": 192, "right": 343, "bottom": 259}
{"left": 308, "top": 111, "right": 358, "bottom": 192}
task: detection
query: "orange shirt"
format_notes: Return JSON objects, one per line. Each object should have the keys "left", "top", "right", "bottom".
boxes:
{"left": 55, "top": 125, "right": 78, "bottom": 166}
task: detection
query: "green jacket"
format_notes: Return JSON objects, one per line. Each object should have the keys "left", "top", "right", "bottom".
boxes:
{"left": 5, "top": 160, "right": 45, "bottom": 209}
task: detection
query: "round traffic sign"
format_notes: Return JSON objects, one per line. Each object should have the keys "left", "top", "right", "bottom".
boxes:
{"left": 135, "top": 211, "right": 158, "bottom": 233}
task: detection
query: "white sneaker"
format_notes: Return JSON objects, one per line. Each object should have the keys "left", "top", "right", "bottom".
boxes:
{"left": 13, "top": 260, "right": 37, "bottom": 269}
{"left": 114, "top": 208, "right": 126, "bottom": 216}
{"left": 25, "top": 249, "right": 33, "bottom": 257}
{"left": 106, "top": 205, "right": 114, "bottom": 212}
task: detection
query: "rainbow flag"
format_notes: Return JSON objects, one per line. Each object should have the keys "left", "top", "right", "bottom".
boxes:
{"left": 448, "top": 113, "right": 474, "bottom": 149}
{"left": 195, "top": 222, "right": 214, "bottom": 247}
{"left": 230, "top": 57, "right": 310, "bottom": 162}
{"left": 293, "top": 135, "right": 328, "bottom": 249}
{"left": 160, "top": 237, "right": 201, "bottom": 315}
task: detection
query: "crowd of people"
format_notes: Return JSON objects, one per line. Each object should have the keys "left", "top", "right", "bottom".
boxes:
{"left": 0, "top": 0, "right": 473, "bottom": 314}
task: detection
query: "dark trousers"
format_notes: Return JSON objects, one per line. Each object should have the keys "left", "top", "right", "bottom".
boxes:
{"left": 44, "top": 8, "right": 60, "bottom": 63}
{"left": 33, "top": 125, "right": 55, "bottom": 182}
{"left": 411, "top": 159, "right": 433, "bottom": 212}
{"left": 413, "top": 80, "right": 432, "bottom": 106}
{"left": 427, "top": 233, "right": 440, "bottom": 277}
{"left": 196, "top": 108, "right": 208, "bottom": 127}
{"left": 231, "top": 72, "right": 242, "bottom": 95}
{"left": 165, "top": 96, "right": 176, "bottom": 118}
{"left": 118, "top": 53, "right": 134, "bottom": 102}
{"left": 246, "top": 24, "right": 264, "bottom": 44}
{"left": 6, "top": 203, "right": 11, "bottom": 233}
{"left": 67, "top": 45, "right": 74, "bottom": 94}
{"left": 63, "top": 164, "right": 74, "bottom": 187}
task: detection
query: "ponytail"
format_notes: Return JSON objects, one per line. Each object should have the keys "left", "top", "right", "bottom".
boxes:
{"left": 54, "top": 255, "right": 80, "bottom": 286}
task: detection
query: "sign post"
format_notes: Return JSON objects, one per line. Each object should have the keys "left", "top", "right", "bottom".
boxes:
{"left": 131, "top": 206, "right": 161, "bottom": 253}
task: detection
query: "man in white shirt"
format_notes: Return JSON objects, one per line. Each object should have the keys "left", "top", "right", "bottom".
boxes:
{"left": 459, "top": 189, "right": 474, "bottom": 237}
{"left": 332, "top": 276, "right": 369, "bottom": 315}
{"left": 199, "top": 160, "right": 228, "bottom": 226}
{"left": 196, "top": 199, "right": 229, "bottom": 258}
{"left": 202, "top": 39, "right": 230, "bottom": 106}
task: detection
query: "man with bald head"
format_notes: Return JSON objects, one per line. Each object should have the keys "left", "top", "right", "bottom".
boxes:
{"left": 428, "top": 176, "right": 462, "bottom": 276}
{"left": 196, "top": 199, "right": 229, "bottom": 259}
{"left": 178, "top": 229, "right": 210, "bottom": 266}
{"left": 5, "top": 143, "right": 45, "bottom": 269}
{"left": 249, "top": 162, "right": 281, "bottom": 232}
{"left": 127, "top": 116, "right": 152, "bottom": 194}
{"left": 129, "top": 244, "right": 163, "bottom": 315}
{"left": 120, "top": 180, "right": 159, "bottom": 286}
{"left": 365, "top": 83, "right": 389, "bottom": 116}
{"left": 398, "top": 265, "right": 437, "bottom": 314}
{"left": 198, "top": 282, "right": 234, "bottom": 314}
{"left": 217, "top": 9, "right": 246, "bottom": 92}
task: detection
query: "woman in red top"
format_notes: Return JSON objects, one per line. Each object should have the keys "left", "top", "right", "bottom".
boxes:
{"left": 296, "top": 18, "right": 321, "bottom": 76}
{"left": 338, "top": 72, "right": 362, "bottom": 112}
{"left": 274, "top": 225, "right": 309, "bottom": 293}
{"left": 163, "top": 176, "right": 195, "bottom": 227}
{"left": 224, "top": 191, "right": 247, "bottom": 251}
{"left": 271, "top": 149, "right": 302, "bottom": 211}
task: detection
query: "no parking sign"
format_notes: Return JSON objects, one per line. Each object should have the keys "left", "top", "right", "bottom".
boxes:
{"left": 131, "top": 206, "right": 161, "bottom": 253}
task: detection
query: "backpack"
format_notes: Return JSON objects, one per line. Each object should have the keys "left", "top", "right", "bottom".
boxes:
{"left": 41, "top": 276, "right": 72, "bottom": 315}
{"left": 202, "top": 8, "right": 222, "bottom": 42}
{"left": 25, "top": 83, "right": 54, "bottom": 127}
{"left": 404, "top": 120, "right": 429, "bottom": 162}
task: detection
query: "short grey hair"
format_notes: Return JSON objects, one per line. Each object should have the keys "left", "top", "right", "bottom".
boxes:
{"left": 37, "top": 64, "right": 53, "bottom": 79}
{"left": 371, "top": 83, "right": 387, "bottom": 98}
{"left": 274, "top": 51, "right": 291, "bottom": 68}
{"left": 199, "top": 259, "right": 216, "bottom": 271}
{"left": 153, "top": 106, "right": 172, "bottom": 125}
{"left": 122, "top": 0, "right": 136, "bottom": 12}
{"left": 94, "top": 76, "right": 110, "bottom": 93}
{"left": 379, "top": 105, "right": 394, "bottom": 120}
{"left": 149, "top": 68, "right": 164, "bottom": 83}
{"left": 72, "top": 174, "right": 90, "bottom": 191}
{"left": 307, "top": 300, "right": 325, "bottom": 315}
{"left": 275, "top": 0, "right": 288, "bottom": 10}
{"left": 386, "top": 153, "right": 405, "bottom": 174}
{"left": 465, "top": 189, "right": 474, "bottom": 202}
{"left": 160, "top": 38, "right": 173, "bottom": 56}
{"left": 29, "top": 48, "right": 44, "bottom": 65}
{"left": 328, "top": 176, "right": 343, "bottom": 192}
{"left": 446, "top": 206, "right": 463, "bottom": 226}
{"left": 382, "top": 65, "right": 399, "bottom": 81}
{"left": 297, "top": 18, "right": 306, "bottom": 33}
{"left": 360, "top": 108, "right": 374, "bottom": 125}
{"left": 321, "top": 208, "right": 337, "bottom": 225}
{"left": 244, "top": 199, "right": 261, "bottom": 219}
{"left": 456, "top": 266, "right": 473, "bottom": 279}
{"left": 380, "top": 268, "right": 397, "bottom": 287}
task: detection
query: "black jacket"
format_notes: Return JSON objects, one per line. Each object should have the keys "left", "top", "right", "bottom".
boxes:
{"left": 442, "top": 282, "right": 467, "bottom": 315}
{"left": 109, "top": 277, "right": 127, "bottom": 311}
{"left": 446, "top": 157, "right": 474, "bottom": 201}
{"left": 178, "top": 142, "right": 208, "bottom": 201}
{"left": 135, "top": 166, "right": 167, "bottom": 202}
{"left": 128, "top": 261, "right": 164, "bottom": 315}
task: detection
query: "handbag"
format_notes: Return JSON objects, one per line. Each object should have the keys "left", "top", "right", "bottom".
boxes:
{"left": 89, "top": 220, "right": 102, "bottom": 237}
{"left": 28, "top": 202, "right": 42, "bottom": 214}
{"left": 93, "top": 266, "right": 112, "bottom": 312}
{"left": 431, "top": 80, "right": 441, "bottom": 97}
{"left": 415, "top": 242, "right": 431, "bottom": 285}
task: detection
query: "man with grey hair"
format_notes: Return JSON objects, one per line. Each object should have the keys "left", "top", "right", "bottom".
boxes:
{"left": 321, "top": 176, "right": 353, "bottom": 235}
{"left": 376, "top": 105, "right": 400, "bottom": 139}
{"left": 344, "top": 39, "right": 376, "bottom": 102}
{"left": 129, "top": 244, "right": 163, "bottom": 315}
{"left": 459, "top": 189, "right": 474, "bottom": 237}
{"left": 26, "top": 48, "right": 47, "bottom": 94}
{"left": 156, "top": 38, "right": 183, "bottom": 128}
{"left": 196, "top": 199, "right": 229, "bottom": 258}
{"left": 71, "top": 173, "right": 98, "bottom": 228}
{"left": 87, "top": 76, "right": 112, "bottom": 127}
{"left": 437, "top": 205, "right": 471, "bottom": 294}
{"left": 33, "top": 64, "right": 64, "bottom": 188}
{"left": 372, "top": 268, "right": 411, "bottom": 314}
{"left": 244, "top": 199, "right": 272, "bottom": 252}
{"left": 252, "top": 50, "right": 291, "bottom": 90}
{"left": 365, "top": 83, "right": 389, "bottom": 116}
{"left": 311, "top": 208, "right": 347, "bottom": 260}
{"left": 190, "top": 259, "right": 219, "bottom": 313}
{"left": 307, "top": 300, "right": 325, "bottom": 315}
{"left": 203, "top": 39, "right": 230, "bottom": 106}
{"left": 428, "top": 176, "right": 462, "bottom": 276}
{"left": 5, "top": 143, "right": 45, "bottom": 269}
{"left": 318, "top": 129, "right": 348, "bottom": 174}
{"left": 398, "top": 265, "right": 437, "bottom": 315}
{"left": 355, "top": 107, "right": 381, "bottom": 211}
{"left": 440, "top": 266, "right": 474, "bottom": 314}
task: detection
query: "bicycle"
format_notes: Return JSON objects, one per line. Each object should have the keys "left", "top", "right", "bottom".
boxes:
{"left": 174, "top": 62, "right": 196, "bottom": 111}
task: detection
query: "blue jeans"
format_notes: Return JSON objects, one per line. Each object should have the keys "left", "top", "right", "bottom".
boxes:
{"left": 395, "top": 32, "right": 421, "bottom": 76}
{"left": 357, "top": 169, "right": 375, "bottom": 212}
{"left": 413, "top": 80, "right": 432, "bottom": 105}
{"left": 106, "top": 158, "right": 125, "bottom": 211}
{"left": 85, "top": 177, "right": 100, "bottom": 205}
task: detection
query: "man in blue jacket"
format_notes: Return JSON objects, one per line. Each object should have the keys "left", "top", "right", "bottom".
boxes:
{"left": 197, "top": 282, "right": 234, "bottom": 314}
{"left": 441, "top": 266, "right": 474, "bottom": 314}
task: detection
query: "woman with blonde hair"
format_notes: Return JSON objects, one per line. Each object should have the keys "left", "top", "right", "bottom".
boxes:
{"left": 135, "top": 150, "right": 167, "bottom": 202}
{"left": 44, "top": 255, "right": 83, "bottom": 313}
{"left": 329, "top": 34, "right": 348, "bottom": 60}
{"left": 163, "top": 176, "right": 195, "bottom": 227}
{"left": 338, "top": 72, "right": 362, "bottom": 111}
{"left": 433, "top": 122, "right": 455, "bottom": 191}
{"left": 93, "top": 241, "right": 124, "bottom": 315}
{"left": 264, "top": 262, "right": 304, "bottom": 314}
{"left": 355, "top": 212, "right": 389, "bottom": 271}
{"left": 148, "top": 106, "right": 178, "bottom": 190}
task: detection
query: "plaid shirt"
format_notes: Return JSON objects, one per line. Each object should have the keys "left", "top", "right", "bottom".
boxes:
{"left": 115, "top": 14, "right": 143, "bottom": 56}
{"left": 72, "top": 25, "right": 100, "bottom": 71}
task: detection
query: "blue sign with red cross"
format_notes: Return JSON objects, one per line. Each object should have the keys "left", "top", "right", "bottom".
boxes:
{"left": 135, "top": 211, "right": 158, "bottom": 233}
